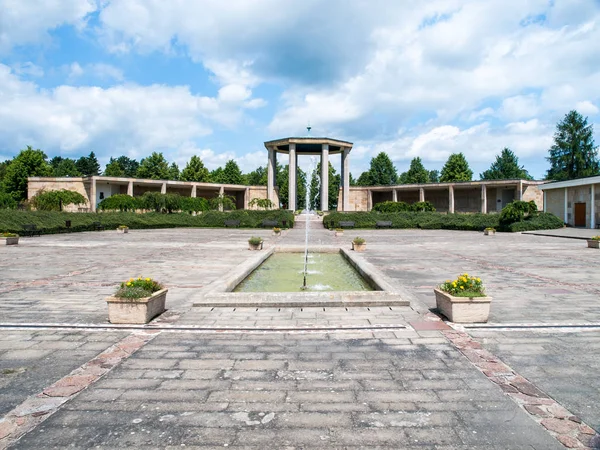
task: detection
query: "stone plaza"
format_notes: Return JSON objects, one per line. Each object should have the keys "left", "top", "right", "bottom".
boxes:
{"left": 0, "top": 224, "right": 599, "bottom": 449}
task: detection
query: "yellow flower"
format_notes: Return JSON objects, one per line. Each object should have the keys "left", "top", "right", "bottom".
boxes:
{"left": 452, "top": 282, "right": 457, "bottom": 286}
{"left": 476, "top": 278, "right": 481, "bottom": 282}
{"left": 145, "top": 277, "right": 151, "bottom": 282}
{"left": 126, "top": 282, "right": 132, "bottom": 286}
{"left": 138, "top": 276, "right": 142, "bottom": 280}
{"left": 129, "top": 278, "right": 134, "bottom": 282}
{"left": 460, "top": 286, "right": 464, "bottom": 289}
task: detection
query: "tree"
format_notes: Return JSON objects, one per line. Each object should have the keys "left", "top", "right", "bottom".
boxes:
{"left": 220, "top": 160, "right": 243, "bottom": 185}
{"left": 356, "top": 171, "right": 372, "bottom": 186}
{"left": 400, "top": 157, "right": 429, "bottom": 184}
{"left": 245, "top": 166, "right": 267, "bottom": 185}
{"left": 428, "top": 170, "right": 440, "bottom": 183}
{"left": 136, "top": 152, "right": 170, "bottom": 179}
{"left": 75, "top": 152, "right": 100, "bottom": 176}
{"left": 349, "top": 172, "right": 357, "bottom": 186}
{"left": 4, "top": 146, "right": 53, "bottom": 200}
{"left": 0, "top": 160, "right": 12, "bottom": 190}
{"left": 278, "top": 165, "right": 307, "bottom": 210}
{"left": 180, "top": 155, "right": 210, "bottom": 182}
{"left": 364, "top": 152, "right": 398, "bottom": 186}
{"left": 53, "top": 159, "right": 81, "bottom": 177}
{"left": 480, "top": 148, "right": 532, "bottom": 180}
{"left": 309, "top": 162, "right": 340, "bottom": 210}
{"left": 31, "top": 189, "right": 87, "bottom": 211}
{"left": 546, "top": 110, "right": 599, "bottom": 181}
{"left": 210, "top": 167, "right": 223, "bottom": 183}
{"left": 168, "top": 162, "right": 180, "bottom": 181}
{"left": 440, "top": 153, "right": 473, "bottom": 182}
{"left": 104, "top": 156, "right": 139, "bottom": 177}
{"left": 104, "top": 158, "right": 125, "bottom": 177}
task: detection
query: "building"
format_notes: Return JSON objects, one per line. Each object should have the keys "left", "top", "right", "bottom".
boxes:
{"left": 27, "top": 176, "right": 274, "bottom": 212}
{"left": 338, "top": 179, "right": 544, "bottom": 213}
{"left": 539, "top": 175, "right": 600, "bottom": 228}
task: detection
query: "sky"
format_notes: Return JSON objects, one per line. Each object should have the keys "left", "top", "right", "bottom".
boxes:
{"left": 1, "top": 0, "right": 599, "bottom": 180}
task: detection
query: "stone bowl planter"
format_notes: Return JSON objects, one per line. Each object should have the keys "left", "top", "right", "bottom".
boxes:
{"left": 335, "top": 231, "right": 344, "bottom": 237}
{"left": 117, "top": 227, "right": 129, "bottom": 234}
{"left": 484, "top": 229, "right": 496, "bottom": 236}
{"left": 106, "top": 288, "right": 168, "bottom": 324}
{"left": 434, "top": 288, "right": 492, "bottom": 323}
{"left": 248, "top": 241, "right": 263, "bottom": 250}
{"left": 587, "top": 239, "right": 599, "bottom": 249}
{"left": 352, "top": 242, "right": 366, "bottom": 252}
{"left": 1, "top": 236, "right": 19, "bottom": 245}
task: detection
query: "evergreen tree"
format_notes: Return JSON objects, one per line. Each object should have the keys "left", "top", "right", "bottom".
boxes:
{"left": 75, "top": 151, "right": 100, "bottom": 176}
{"left": 168, "top": 162, "right": 180, "bottom": 180}
{"left": 210, "top": 167, "right": 224, "bottom": 183}
{"left": 440, "top": 153, "right": 473, "bottom": 182}
{"left": 277, "top": 165, "right": 307, "bottom": 209}
{"left": 309, "top": 162, "right": 340, "bottom": 210}
{"left": 180, "top": 155, "right": 210, "bottom": 182}
{"left": 4, "top": 146, "right": 53, "bottom": 200}
{"left": 349, "top": 172, "right": 356, "bottom": 186}
{"left": 136, "top": 152, "right": 170, "bottom": 179}
{"left": 428, "top": 170, "right": 440, "bottom": 183}
{"left": 0, "top": 160, "right": 11, "bottom": 191}
{"left": 356, "top": 171, "right": 372, "bottom": 186}
{"left": 365, "top": 152, "right": 398, "bottom": 185}
{"left": 245, "top": 166, "right": 267, "bottom": 185}
{"left": 53, "top": 159, "right": 81, "bottom": 177}
{"left": 104, "top": 156, "right": 139, "bottom": 178}
{"left": 401, "top": 157, "right": 429, "bottom": 184}
{"left": 220, "top": 160, "right": 244, "bottom": 185}
{"left": 104, "top": 158, "right": 126, "bottom": 177}
{"left": 546, "top": 110, "right": 599, "bottom": 181}
{"left": 480, "top": 148, "right": 532, "bottom": 180}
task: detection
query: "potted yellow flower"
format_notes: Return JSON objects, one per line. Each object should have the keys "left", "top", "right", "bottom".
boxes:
{"left": 117, "top": 225, "right": 129, "bottom": 234}
{"left": 434, "top": 273, "right": 491, "bottom": 323}
{"left": 483, "top": 227, "right": 496, "bottom": 236}
{"left": 1, "top": 232, "right": 19, "bottom": 245}
{"left": 272, "top": 227, "right": 281, "bottom": 236}
{"left": 105, "top": 276, "right": 167, "bottom": 324}
{"left": 587, "top": 236, "right": 600, "bottom": 249}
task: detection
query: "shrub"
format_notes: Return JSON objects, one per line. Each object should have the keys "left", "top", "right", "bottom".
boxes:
{"left": 353, "top": 237, "right": 365, "bottom": 245}
{"left": 180, "top": 197, "right": 210, "bottom": 213}
{"left": 440, "top": 273, "right": 486, "bottom": 297}
{"left": 115, "top": 276, "right": 163, "bottom": 299}
{"left": 98, "top": 194, "right": 138, "bottom": 212}
{"left": 410, "top": 201, "right": 436, "bottom": 212}
{"left": 1, "top": 232, "right": 18, "bottom": 237}
{"left": 249, "top": 198, "right": 274, "bottom": 210}
{"left": 0, "top": 192, "right": 17, "bottom": 209}
{"left": 591, "top": 236, "right": 600, "bottom": 241}
{"left": 499, "top": 200, "right": 539, "bottom": 228}
{"left": 248, "top": 236, "right": 263, "bottom": 245}
{"left": 31, "top": 189, "right": 87, "bottom": 211}
{"left": 372, "top": 201, "right": 411, "bottom": 213}
{"left": 507, "top": 212, "right": 564, "bottom": 232}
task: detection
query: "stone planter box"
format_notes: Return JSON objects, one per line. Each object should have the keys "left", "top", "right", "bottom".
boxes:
{"left": 434, "top": 288, "right": 492, "bottom": 323}
{"left": 1, "top": 236, "right": 19, "bottom": 245}
{"left": 272, "top": 231, "right": 281, "bottom": 237}
{"left": 335, "top": 231, "right": 344, "bottom": 237}
{"left": 587, "top": 239, "right": 599, "bottom": 248}
{"left": 117, "top": 228, "right": 129, "bottom": 234}
{"left": 484, "top": 229, "right": 496, "bottom": 236}
{"left": 352, "top": 242, "right": 366, "bottom": 252}
{"left": 106, "top": 288, "right": 168, "bottom": 324}
{"left": 249, "top": 241, "right": 263, "bottom": 250}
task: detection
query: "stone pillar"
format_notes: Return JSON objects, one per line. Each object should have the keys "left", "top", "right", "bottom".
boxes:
{"left": 295, "top": 152, "right": 299, "bottom": 210}
{"left": 90, "top": 177, "right": 97, "bottom": 212}
{"left": 191, "top": 185, "right": 197, "bottom": 198}
{"left": 591, "top": 184, "right": 596, "bottom": 229}
{"left": 448, "top": 185, "right": 455, "bottom": 214}
{"left": 481, "top": 185, "right": 487, "bottom": 214}
{"left": 161, "top": 183, "right": 167, "bottom": 194}
{"left": 342, "top": 148, "right": 350, "bottom": 211}
{"left": 367, "top": 189, "right": 373, "bottom": 211}
{"left": 219, "top": 186, "right": 225, "bottom": 212}
{"left": 267, "top": 147, "right": 276, "bottom": 204}
{"left": 288, "top": 143, "right": 296, "bottom": 211}
{"left": 419, "top": 188, "right": 425, "bottom": 203}
{"left": 321, "top": 144, "right": 329, "bottom": 211}
{"left": 392, "top": 189, "right": 397, "bottom": 202}
{"left": 244, "top": 187, "right": 250, "bottom": 210}
{"left": 518, "top": 180, "right": 523, "bottom": 201}
{"left": 127, "top": 181, "right": 133, "bottom": 196}
{"left": 564, "top": 187, "right": 568, "bottom": 224}
{"left": 543, "top": 191, "right": 547, "bottom": 213}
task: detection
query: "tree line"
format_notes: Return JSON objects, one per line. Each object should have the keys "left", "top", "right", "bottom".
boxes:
{"left": 0, "top": 110, "right": 598, "bottom": 208}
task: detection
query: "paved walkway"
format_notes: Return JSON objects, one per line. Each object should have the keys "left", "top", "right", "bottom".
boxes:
{"left": 1, "top": 225, "right": 599, "bottom": 448}
{"left": 523, "top": 227, "right": 600, "bottom": 240}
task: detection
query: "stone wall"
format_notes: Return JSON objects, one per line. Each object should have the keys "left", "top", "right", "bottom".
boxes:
{"left": 522, "top": 184, "right": 543, "bottom": 210}
{"left": 27, "top": 178, "right": 91, "bottom": 212}
{"left": 545, "top": 189, "right": 565, "bottom": 223}
{"left": 568, "top": 186, "right": 592, "bottom": 227}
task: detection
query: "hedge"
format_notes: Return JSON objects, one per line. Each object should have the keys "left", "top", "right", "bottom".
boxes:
{"left": 0, "top": 210, "right": 295, "bottom": 235}
{"left": 323, "top": 211, "right": 563, "bottom": 232}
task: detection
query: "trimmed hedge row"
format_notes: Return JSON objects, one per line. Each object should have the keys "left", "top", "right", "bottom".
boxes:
{"left": 0, "top": 210, "right": 295, "bottom": 235}
{"left": 323, "top": 211, "right": 564, "bottom": 232}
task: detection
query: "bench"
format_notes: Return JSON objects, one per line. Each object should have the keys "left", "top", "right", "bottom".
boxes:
{"left": 91, "top": 221, "right": 105, "bottom": 231}
{"left": 376, "top": 221, "right": 393, "bottom": 229}
{"left": 21, "top": 224, "right": 41, "bottom": 237}
{"left": 58, "top": 220, "right": 72, "bottom": 234}
{"left": 261, "top": 219, "right": 278, "bottom": 228}
{"left": 224, "top": 220, "right": 241, "bottom": 228}
{"left": 339, "top": 221, "right": 355, "bottom": 229}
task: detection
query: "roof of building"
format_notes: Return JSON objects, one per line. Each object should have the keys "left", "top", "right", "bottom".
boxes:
{"left": 264, "top": 137, "right": 353, "bottom": 155}
{"left": 538, "top": 175, "right": 600, "bottom": 190}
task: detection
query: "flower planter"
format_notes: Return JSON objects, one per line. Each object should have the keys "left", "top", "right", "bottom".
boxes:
{"left": 117, "top": 228, "right": 129, "bottom": 234}
{"left": 587, "top": 240, "right": 599, "bottom": 248}
{"left": 1, "top": 236, "right": 19, "bottom": 245}
{"left": 106, "top": 288, "right": 168, "bottom": 324}
{"left": 484, "top": 229, "right": 496, "bottom": 236}
{"left": 249, "top": 242, "right": 263, "bottom": 250}
{"left": 434, "top": 288, "right": 492, "bottom": 323}
{"left": 335, "top": 231, "right": 344, "bottom": 237}
{"left": 352, "top": 242, "right": 366, "bottom": 252}
{"left": 272, "top": 231, "right": 281, "bottom": 237}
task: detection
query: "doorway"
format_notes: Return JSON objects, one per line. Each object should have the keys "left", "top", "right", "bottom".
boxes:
{"left": 574, "top": 203, "right": 586, "bottom": 227}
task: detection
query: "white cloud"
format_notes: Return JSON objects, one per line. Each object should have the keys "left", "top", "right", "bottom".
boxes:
{"left": 10, "top": 61, "right": 44, "bottom": 77}
{"left": 575, "top": 100, "right": 599, "bottom": 115}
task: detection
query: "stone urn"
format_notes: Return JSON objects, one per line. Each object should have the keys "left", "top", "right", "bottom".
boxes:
{"left": 587, "top": 239, "right": 599, "bottom": 249}
{"left": 335, "top": 230, "right": 344, "bottom": 237}
{"left": 117, "top": 227, "right": 129, "bottom": 234}
{"left": 1, "top": 235, "right": 19, "bottom": 245}
{"left": 105, "top": 288, "right": 168, "bottom": 324}
{"left": 434, "top": 288, "right": 492, "bottom": 323}
{"left": 484, "top": 229, "right": 496, "bottom": 236}
{"left": 248, "top": 239, "right": 263, "bottom": 250}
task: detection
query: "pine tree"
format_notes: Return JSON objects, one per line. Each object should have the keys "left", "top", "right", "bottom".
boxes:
{"left": 480, "top": 148, "right": 532, "bottom": 180}
{"left": 53, "top": 159, "right": 81, "bottom": 177}
{"left": 75, "top": 152, "right": 100, "bottom": 176}
{"left": 428, "top": 170, "right": 440, "bottom": 183}
{"left": 366, "top": 152, "right": 398, "bottom": 185}
{"left": 168, "top": 162, "right": 180, "bottom": 181}
{"left": 309, "top": 162, "right": 340, "bottom": 210}
{"left": 180, "top": 156, "right": 210, "bottom": 182}
{"left": 401, "top": 157, "right": 429, "bottom": 184}
{"left": 104, "top": 158, "right": 126, "bottom": 177}
{"left": 220, "top": 160, "right": 244, "bottom": 185}
{"left": 136, "top": 152, "right": 170, "bottom": 180}
{"left": 440, "top": 153, "right": 473, "bottom": 182}
{"left": 546, "top": 110, "right": 599, "bottom": 181}
{"left": 277, "top": 165, "right": 308, "bottom": 209}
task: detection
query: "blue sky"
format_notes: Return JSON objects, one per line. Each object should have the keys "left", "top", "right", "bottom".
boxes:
{"left": 1, "top": 0, "right": 599, "bottom": 180}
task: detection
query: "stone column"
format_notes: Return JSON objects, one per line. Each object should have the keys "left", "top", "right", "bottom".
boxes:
{"left": 90, "top": 177, "right": 97, "bottom": 212}
{"left": 564, "top": 187, "right": 568, "bottom": 224}
{"left": 191, "top": 185, "right": 197, "bottom": 198}
{"left": 161, "top": 183, "right": 167, "bottom": 194}
{"left": 288, "top": 143, "right": 296, "bottom": 211}
{"left": 127, "top": 181, "right": 133, "bottom": 196}
{"left": 295, "top": 152, "right": 299, "bottom": 210}
{"left": 448, "top": 185, "right": 455, "bottom": 214}
{"left": 481, "top": 185, "right": 487, "bottom": 214}
{"left": 543, "top": 191, "right": 547, "bottom": 213}
{"left": 419, "top": 188, "right": 425, "bottom": 203}
{"left": 518, "top": 180, "right": 523, "bottom": 201}
{"left": 591, "top": 184, "right": 596, "bottom": 229}
{"left": 267, "top": 147, "right": 276, "bottom": 204}
{"left": 392, "top": 189, "right": 397, "bottom": 202}
{"left": 321, "top": 144, "right": 329, "bottom": 211}
{"left": 367, "top": 189, "right": 373, "bottom": 211}
{"left": 244, "top": 187, "right": 250, "bottom": 210}
{"left": 219, "top": 186, "right": 225, "bottom": 212}
{"left": 341, "top": 148, "right": 350, "bottom": 211}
